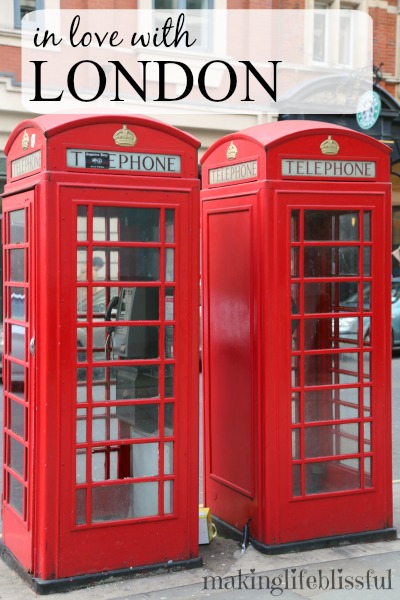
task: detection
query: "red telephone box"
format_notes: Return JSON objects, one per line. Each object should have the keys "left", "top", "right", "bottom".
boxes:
{"left": 1, "top": 114, "right": 201, "bottom": 590}
{"left": 201, "top": 121, "right": 396, "bottom": 551}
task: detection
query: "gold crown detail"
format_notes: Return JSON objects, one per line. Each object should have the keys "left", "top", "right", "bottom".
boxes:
{"left": 227, "top": 141, "right": 238, "bottom": 160}
{"left": 22, "top": 130, "right": 29, "bottom": 151}
{"left": 320, "top": 136, "right": 339, "bottom": 156}
{"left": 113, "top": 125, "right": 137, "bottom": 147}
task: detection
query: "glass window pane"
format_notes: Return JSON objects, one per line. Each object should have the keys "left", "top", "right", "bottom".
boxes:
{"left": 113, "top": 326, "right": 159, "bottom": 359}
{"left": 116, "top": 287, "right": 159, "bottom": 321}
{"left": 305, "top": 459, "right": 360, "bottom": 494}
{"left": 304, "top": 388, "right": 359, "bottom": 423}
{"left": 165, "top": 365, "right": 174, "bottom": 398}
{"left": 9, "top": 437, "right": 25, "bottom": 477}
{"left": 165, "top": 326, "right": 174, "bottom": 359}
{"left": 164, "top": 481, "right": 173, "bottom": 514}
{"left": 77, "top": 206, "right": 87, "bottom": 241}
{"left": 364, "top": 457, "right": 372, "bottom": 487}
{"left": 114, "top": 404, "right": 159, "bottom": 438}
{"left": 165, "top": 288, "right": 174, "bottom": 320}
{"left": 76, "top": 409, "right": 87, "bottom": 443}
{"left": 10, "top": 288, "right": 26, "bottom": 320}
{"left": 165, "top": 403, "right": 174, "bottom": 435}
{"left": 292, "top": 429, "right": 300, "bottom": 459}
{"left": 77, "top": 249, "right": 87, "bottom": 281}
{"left": 305, "top": 423, "right": 359, "bottom": 458}
{"left": 9, "top": 400, "right": 25, "bottom": 438}
{"left": 76, "top": 450, "right": 86, "bottom": 484}
{"left": 364, "top": 212, "right": 371, "bottom": 241}
{"left": 164, "top": 442, "right": 173, "bottom": 475}
{"left": 165, "top": 209, "right": 174, "bottom": 243}
{"left": 304, "top": 353, "right": 359, "bottom": 387}
{"left": 292, "top": 464, "right": 301, "bottom": 496}
{"left": 114, "top": 365, "right": 159, "bottom": 400}
{"left": 76, "top": 488, "right": 86, "bottom": 525}
{"left": 304, "top": 211, "right": 359, "bottom": 241}
{"left": 132, "top": 443, "right": 159, "bottom": 477}
{"left": 8, "top": 474, "right": 24, "bottom": 515}
{"left": 10, "top": 210, "right": 25, "bottom": 243}
{"left": 92, "top": 482, "right": 159, "bottom": 521}
{"left": 304, "top": 282, "right": 360, "bottom": 314}
{"left": 10, "top": 363, "right": 25, "bottom": 399}
{"left": 304, "top": 247, "right": 359, "bottom": 277}
{"left": 93, "top": 207, "right": 160, "bottom": 242}
{"left": 165, "top": 248, "right": 174, "bottom": 282}
{"left": 291, "top": 210, "right": 300, "bottom": 242}
{"left": 93, "top": 248, "right": 160, "bottom": 282}
{"left": 10, "top": 325, "right": 25, "bottom": 360}
{"left": 364, "top": 247, "right": 371, "bottom": 276}
{"left": 10, "top": 249, "right": 25, "bottom": 282}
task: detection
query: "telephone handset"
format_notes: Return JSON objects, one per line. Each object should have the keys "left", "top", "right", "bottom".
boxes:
{"left": 105, "top": 295, "right": 119, "bottom": 333}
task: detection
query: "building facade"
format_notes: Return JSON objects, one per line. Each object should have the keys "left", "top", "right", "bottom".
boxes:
{"left": 1, "top": 0, "right": 400, "bottom": 224}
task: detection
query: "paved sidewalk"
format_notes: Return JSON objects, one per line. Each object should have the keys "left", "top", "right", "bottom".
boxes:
{"left": 0, "top": 483, "right": 399, "bottom": 599}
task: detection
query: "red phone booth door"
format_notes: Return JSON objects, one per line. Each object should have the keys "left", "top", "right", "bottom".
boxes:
{"left": 277, "top": 190, "right": 391, "bottom": 542}
{"left": 56, "top": 187, "right": 197, "bottom": 576}
{"left": 1, "top": 192, "right": 35, "bottom": 570}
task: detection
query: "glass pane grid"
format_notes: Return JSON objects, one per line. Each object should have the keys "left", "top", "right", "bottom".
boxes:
{"left": 75, "top": 206, "right": 177, "bottom": 526}
{"left": 290, "top": 209, "right": 373, "bottom": 499}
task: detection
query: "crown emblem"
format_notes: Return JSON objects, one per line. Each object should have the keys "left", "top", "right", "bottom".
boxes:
{"left": 22, "top": 130, "right": 29, "bottom": 151}
{"left": 227, "top": 141, "right": 238, "bottom": 160}
{"left": 113, "top": 125, "right": 137, "bottom": 147}
{"left": 320, "top": 136, "right": 339, "bottom": 156}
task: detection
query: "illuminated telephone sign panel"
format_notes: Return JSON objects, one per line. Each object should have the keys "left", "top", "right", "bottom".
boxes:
{"left": 201, "top": 121, "right": 395, "bottom": 552}
{"left": 2, "top": 114, "right": 201, "bottom": 590}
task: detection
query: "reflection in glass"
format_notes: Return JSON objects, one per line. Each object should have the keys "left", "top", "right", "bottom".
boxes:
{"left": 304, "top": 211, "right": 359, "bottom": 241}
{"left": 76, "top": 488, "right": 86, "bottom": 525}
{"left": 93, "top": 207, "right": 160, "bottom": 242}
{"left": 304, "top": 388, "right": 359, "bottom": 422}
{"left": 291, "top": 393, "right": 300, "bottom": 423}
{"left": 165, "top": 209, "right": 174, "bottom": 243}
{"left": 77, "top": 206, "right": 87, "bottom": 241}
{"left": 364, "top": 247, "right": 371, "bottom": 276}
{"left": 10, "top": 362, "right": 25, "bottom": 399}
{"left": 364, "top": 211, "right": 371, "bottom": 241}
{"left": 10, "top": 288, "right": 26, "bottom": 321}
{"left": 9, "top": 437, "right": 24, "bottom": 477}
{"left": 76, "top": 450, "right": 86, "bottom": 484}
{"left": 305, "top": 423, "right": 359, "bottom": 458}
{"left": 10, "top": 325, "right": 25, "bottom": 360}
{"left": 291, "top": 210, "right": 299, "bottom": 242}
{"left": 10, "top": 210, "right": 25, "bottom": 244}
{"left": 292, "top": 429, "right": 300, "bottom": 459}
{"left": 164, "top": 442, "right": 173, "bottom": 474}
{"left": 165, "top": 365, "right": 174, "bottom": 398}
{"left": 9, "top": 474, "right": 24, "bottom": 516}
{"left": 94, "top": 248, "right": 160, "bottom": 282}
{"left": 92, "top": 482, "right": 159, "bottom": 521}
{"left": 304, "top": 247, "right": 359, "bottom": 278}
{"left": 77, "top": 249, "right": 87, "bottom": 282}
{"left": 305, "top": 459, "right": 360, "bottom": 494}
{"left": 165, "top": 403, "right": 174, "bottom": 435}
{"left": 10, "top": 400, "right": 25, "bottom": 438}
{"left": 364, "top": 457, "right": 372, "bottom": 487}
{"left": 292, "top": 464, "right": 301, "bottom": 496}
{"left": 10, "top": 249, "right": 25, "bottom": 282}
{"left": 164, "top": 481, "right": 173, "bottom": 514}
{"left": 165, "top": 248, "right": 174, "bottom": 282}
{"left": 76, "top": 409, "right": 87, "bottom": 443}
{"left": 92, "top": 449, "right": 118, "bottom": 482}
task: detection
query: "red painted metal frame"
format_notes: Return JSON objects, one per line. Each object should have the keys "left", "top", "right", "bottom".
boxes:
{"left": 201, "top": 121, "right": 393, "bottom": 548}
{"left": 2, "top": 115, "right": 200, "bottom": 580}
